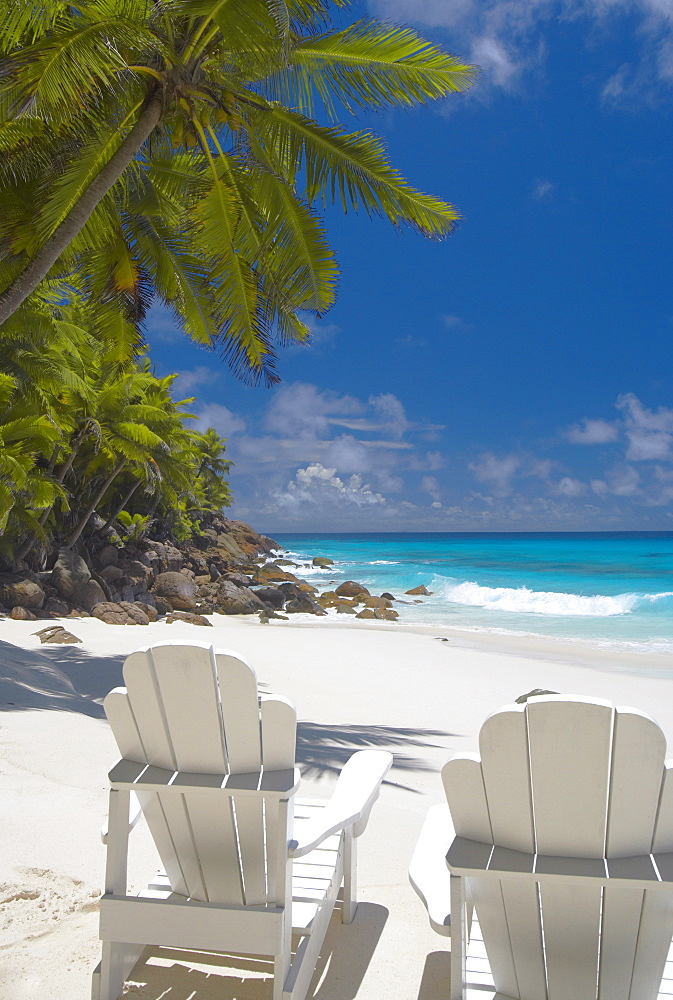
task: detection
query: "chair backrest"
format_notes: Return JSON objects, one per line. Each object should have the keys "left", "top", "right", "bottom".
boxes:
{"left": 104, "top": 641, "right": 297, "bottom": 907}
{"left": 443, "top": 695, "right": 673, "bottom": 1000}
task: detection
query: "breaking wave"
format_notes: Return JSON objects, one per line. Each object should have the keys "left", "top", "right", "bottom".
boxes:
{"left": 440, "top": 581, "right": 673, "bottom": 617}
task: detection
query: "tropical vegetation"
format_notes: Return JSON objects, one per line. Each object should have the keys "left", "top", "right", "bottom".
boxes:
{"left": 0, "top": 292, "right": 231, "bottom": 569}
{"left": 0, "top": 0, "right": 475, "bottom": 384}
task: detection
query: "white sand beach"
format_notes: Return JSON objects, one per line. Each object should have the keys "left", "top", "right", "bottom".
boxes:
{"left": 2, "top": 614, "right": 673, "bottom": 1000}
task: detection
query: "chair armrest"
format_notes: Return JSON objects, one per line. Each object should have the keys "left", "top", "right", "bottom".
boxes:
{"left": 409, "top": 803, "right": 454, "bottom": 936}
{"left": 289, "top": 750, "right": 392, "bottom": 858}
{"left": 101, "top": 791, "right": 142, "bottom": 845}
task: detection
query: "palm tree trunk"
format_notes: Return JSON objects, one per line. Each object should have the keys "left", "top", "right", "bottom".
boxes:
{"left": 0, "top": 92, "right": 163, "bottom": 326}
{"left": 65, "top": 459, "right": 126, "bottom": 548}
{"left": 100, "top": 478, "right": 142, "bottom": 534}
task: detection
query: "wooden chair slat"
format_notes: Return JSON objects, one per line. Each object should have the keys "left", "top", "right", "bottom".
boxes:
{"left": 527, "top": 697, "right": 612, "bottom": 858}
{"left": 182, "top": 796, "right": 243, "bottom": 904}
{"left": 653, "top": 763, "right": 673, "bottom": 853}
{"left": 467, "top": 880, "right": 520, "bottom": 999}
{"left": 628, "top": 891, "right": 673, "bottom": 1000}
{"left": 479, "top": 706, "right": 534, "bottom": 853}
{"left": 598, "top": 886, "right": 646, "bottom": 1000}
{"left": 442, "top": 755, "right": 492, "bottom": 841}
{"left": 234, "top": 796, "right": 267, "bottom": 905}
{"left": 500, "top": 881, "right": 547, "bottom": 1000}
{"left": 540, "top": 883, "right": 601, "bottom": 999}
{"left": 148, "top": 643, "right": 227, "bottom": 773}
{"left": 104, "top": 689, "right": 145, "bottom": 760}
{"left": 607, "top": 708, "right": 665, "bottom": 857}
{"left": 215, "top": 651, "right": 262, "bottom": 773}
{"left": 123, "top": 649, "right": 175, "bottom": 769}
{"left": 260, "top": 695, "right": 296, "bottom": 770}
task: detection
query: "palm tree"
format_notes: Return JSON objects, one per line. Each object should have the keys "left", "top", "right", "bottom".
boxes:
{"left": 0, "top": 1, "right": 475, "bottom": 382}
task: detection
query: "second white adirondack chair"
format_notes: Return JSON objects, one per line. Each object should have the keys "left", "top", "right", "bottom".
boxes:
{"left": 410, "top": 694, "right": 673, "bottom": 1000}
{"left": 92, "top": 641, "right": 392, "bottom": 1000}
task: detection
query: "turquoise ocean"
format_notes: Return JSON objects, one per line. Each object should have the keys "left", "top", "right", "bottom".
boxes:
{"left": 272, "top": 532, "right": 673, "bottom": 655}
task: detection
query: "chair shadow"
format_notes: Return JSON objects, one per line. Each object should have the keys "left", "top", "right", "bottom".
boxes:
{"left": 416, "top": 952, "right": 501, "bottom": 1000}
{"left": 121, "top": 903, "right": 387, "bottom": 1000}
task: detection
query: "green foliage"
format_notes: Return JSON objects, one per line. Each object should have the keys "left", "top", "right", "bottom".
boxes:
{"left": 0, "top": 0, "right": 475, "bottom": 384}
{"left": 0, "top": 295, "right": 232, "bottom": 565}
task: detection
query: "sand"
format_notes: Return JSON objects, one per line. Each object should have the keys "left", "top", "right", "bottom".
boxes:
{"left": 1, "top": 613, "right": 672, "bottom": 1000}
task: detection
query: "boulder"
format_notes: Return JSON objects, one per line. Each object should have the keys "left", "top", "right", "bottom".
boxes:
{"left": 254, "top": 566, "right": 300, "bottom": 584}
{"left": 356, "top": 607, "right": 398, "bottom": 621}
{"left": 405, "top": 584, "right": 432, "bottom": 596}
{"left": 221, "top": 572, "right": 252, "bottom": 588}
{"left": 99, "top": 564, "right": 124, "bottom": 584}
{"left": 335, "top": 581, "right": 370, "bottom": 598}
{"left": 33, "top": 625, "right": 82, "bottom": 644}
{"left": 121, "top": 560, "right": 153, "bottom": 588}
{"left": 95, "top": 544, "right": 119, "bottom": 569}
{"left": 163, "top": 545, "right": 185, "bottom": 571}
{"left": 312, "top": 557, "right": 334, "bottom": 567}
{"left": 51, "top": 549, "right": 91, "bottom": 600}
{"left": 91, "top": 601, "right": 150, "bottom": 626}
{"left": 0, "top": 578, "right": 45, "bottom": 610}
{"left": 165, "top": 611, "right": 212, "bottom": 627}
{"left": 135, "top": 602, "right": 159, "bottom": 623}
{"left": 363, "top": 596, "right": 393, "bottom": 609}
{"left": 209, "top": 563, "right": 221, "bottom": 581}
{"left": 73, "top": 579, "right": 107, "bottom": 613}
{"left": 285, "top": 595, "right": 326, "bottom": 615}
{"left": 215, "top": 580, "right": 266, "bottom": 615}
{"left": 133, "top": 590, "right": 156, "bottom": 608}
{"left": 336, "top": 603, "right": 357, "bottom": 614}
{"left": 10, "top": 606, "right": 37, "bottom": 620}
{"left": 252, "top": 586, "right": 286, "bottom": 610}
{"left": 153, "top": 595, "right": 172, "bottom": 616}
{"left": 153, "top": 571, "right": 198, "bottom": 611}
{"left": 297, "top": 582, "right": 318, "bottom": 594}
{"left": 381, "top": 592, "right": 396, "bottom": 601}
{"left": 43, "top": 596, "right": 71, "bottom": 617}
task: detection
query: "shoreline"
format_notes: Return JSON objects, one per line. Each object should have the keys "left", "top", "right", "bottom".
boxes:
{"left": 4, "top": 609, "right": 673, "bottom": 999}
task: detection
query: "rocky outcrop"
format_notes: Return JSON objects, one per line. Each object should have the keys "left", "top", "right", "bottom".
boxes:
{"left": 51, "top": 549, "right": 90, "bottom": 601}
{"left": 312, "top": 557, "right": 334, "bottom": 567}
{"left": 165, "top": 611, "right": 212, "bottom": 627}
{"left": 33, "top": 625, "right": 82, "bottom": 644}
{"left": 215, "top": 580, "right": 266, "bottom": 615}
{"left": 405, "top": 584, "right": 432, "bottom": 596}
{"left": 153, "top": 572, "right": 198, "bottom": 611}
{"left": 0, "top": 576, "right": 45, "bottom": 610}
{"left": 73, "top": 579, "right": 107, "bottom": 613}
{"left": 91, "top": 601, "right": 151, "bottom": 625}
{"left": 10, "top": 606, "right": 37, "bottom": 620}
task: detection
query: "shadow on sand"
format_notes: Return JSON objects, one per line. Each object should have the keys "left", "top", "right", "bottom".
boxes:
{"left": 120, "top": 903, "right": 388, "bottom": 1000}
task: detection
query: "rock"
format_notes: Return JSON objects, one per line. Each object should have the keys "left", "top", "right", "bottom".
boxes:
{"left": 405, "top": 585, "right": 432, "bottom": 596}
{"left": 10, "top": 606, "right": 37, "bottom": 620}
{"left": 51, "top": 548, "right": 91, "bottom": 600}
{"left": 254, "top": 566, "right": 301, "bottom": 584}
{"left": 43, "top": 596, "right": 71, "bottom": 617}
{"left": 153, "top": 571, "right": 198, "bottom": 611}
{"left": 381, "top": 592, "right": 396, "bottom": 600}
{"left": 298, "top": 582, "right": 318, "bottom": 594}
{"left": 252, "top": 587, "right": 286, "bottom": 610}
{"left": 312, "top": 557, "right": 334, "bottom": 567}
{"left": 133, "top": 590, "right": 156, "bottom": 608}
{"left": 356, "top": 607, "right": 398, "bottom": 621}
{"left": 221, "top": 572, "right": 252, "bottom": 588}
{"left": 122, "top": 560, "right": 153, "bottom": 587}
{"left": 99, "top": 564, "right": 124, "bottom": 584}
{"left": 335, "top": 580, "right": 370, "bottom": 598}
{"left": 33, "top": 625, "right": 82, "bottom": 644}
{"left": 515, "top": 688, "right": 560, "bottom": 705}
{"left": 336, "top": 603, "right": 357, "bottom": 614}
{"left": 135, "top": 602, "right": 158, "bottom": 622}
{"left": 363, "top": 596, "right": 393, "bottom": 609}
{"left": 95, "top": 544, "right": 119, "bottom": 569}
{"left": 285, "top": 595, "right": 326, "bottom": 615}
{"left": 163, "top": 544, "right": 185, "bottom": 571}
{"left": 165, "top": 611, "right": 212, "bottom": 627}
{"left": 0, "top": 578, "right": 45, "bottom": 610}
{"left": 215, "top": 580, "right": 266, "bottom": 615}
{"left": 72, "top": 579, "right": 107, "bottom": 613}
{"left": 209, "top": 563, "right": 221, "bottom": 581}
{"left": 91, "top": 601, "right": 150, "bottom": 625}
{"left": 153, "top": 595, "right": 172, "bottom": 616}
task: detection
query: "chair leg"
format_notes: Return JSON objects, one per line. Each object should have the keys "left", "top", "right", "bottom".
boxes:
{"left": 99, "top": 942, "right": 145, "bottom": 1000}
{"left": 450, "top": 875, "right": 467, "bottom": 1000}
{"left": 342, "top": 830, "right": 357, "bottom": 924}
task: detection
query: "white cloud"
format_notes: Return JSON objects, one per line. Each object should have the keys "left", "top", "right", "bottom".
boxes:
{"left": 273, "top": 463, "right": 388, "bottom": 515}
{"left": 173, "top": 366, "right": 220, "bottom": 397}
{"left": 421, "top": 475, "right": 442, "bottom": 501}
{"left": 264, "top": 382, "right": 362, "bottom": 438}
{"left": 469, "top": 452, "right": 521, "bottom": 494}
{"left": 556, "top": 476, "right": 586, "bottom": 496}
{"left": 194, "top": 403, "right": 246, "bottom": 437}
{"left": 369, "top": 392, "right": 409, "bottom": 438}
{"left": 532, "top": 178, "right": 557, "bottom": 200}
{"left": 367, "top": 0, "right": 673, "bottom": 101}
{"left": 617, "top": 392, "right": 673, "bottom": 461}
{"left": 566, "top": 417, "right": 620, "bottom": 444}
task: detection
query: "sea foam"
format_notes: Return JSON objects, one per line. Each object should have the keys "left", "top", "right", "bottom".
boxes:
{"left": 440, "top": 580, "right": 652, "bottom": 617}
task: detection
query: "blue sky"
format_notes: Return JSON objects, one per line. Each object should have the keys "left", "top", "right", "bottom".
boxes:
{"left": 148, "top": 0, "right": 673, "bottom": 533}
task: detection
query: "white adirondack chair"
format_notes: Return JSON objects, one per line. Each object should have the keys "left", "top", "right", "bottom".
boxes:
{"left": 92, "top": 641, "right": 392, "bottom": 1000}
{"left": 410, "top": 694, "right": 673, "bottom": 1000}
